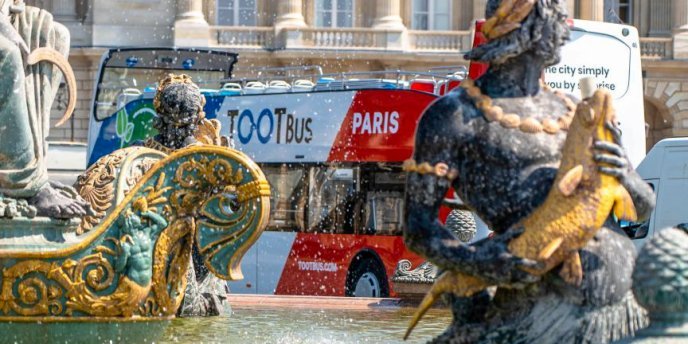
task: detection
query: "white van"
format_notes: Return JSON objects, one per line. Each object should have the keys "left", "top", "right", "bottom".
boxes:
{"left": 629, "top": 138, "right": 688, "bottom": 248}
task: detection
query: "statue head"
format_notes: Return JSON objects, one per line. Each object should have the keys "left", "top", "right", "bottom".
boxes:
{"left": 152, "top": 74, "right": 206, "bottom": 150}
{"left": 465, "top": 0, "right": 570, "bottom": 66}
{"left": 118, "top": 210, "right": 142, "bottom": 236}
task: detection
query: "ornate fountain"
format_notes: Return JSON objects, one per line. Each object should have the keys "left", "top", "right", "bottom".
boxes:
{"left": 0, "top": 2, "right": 269, "bottom": 340}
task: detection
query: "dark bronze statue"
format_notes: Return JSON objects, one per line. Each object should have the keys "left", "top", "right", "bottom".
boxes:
{"left": 403, "top": 0, "right": 655, "bottom": 342}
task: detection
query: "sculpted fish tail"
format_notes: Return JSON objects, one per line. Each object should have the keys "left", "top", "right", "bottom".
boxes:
{"left": 405, "top": 271, "right": 453, "bottom": 340}
{"left": 613, "top": 186, "right": 638, "bottom": 221}
{"left": 589, "top": 90, "right": 638, "bottom": 221}
{"left": 405, "top": 272, "right": 485, "bottom": 340}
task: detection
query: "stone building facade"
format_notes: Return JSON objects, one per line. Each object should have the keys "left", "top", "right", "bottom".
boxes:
{"left": 26, "top": 0, "right": 688, "bottom": 152}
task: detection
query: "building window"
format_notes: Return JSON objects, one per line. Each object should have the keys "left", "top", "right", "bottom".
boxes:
{"left": 315, "top": 0, "right": 354, "bottom": 28}
{"left": 412, "top": 0, "right": 451, "bottom": 30}
{"left": 605, "top": 0, "right": 632, "bottom": 24}
{"left": 217, "top": 0, "right": 256, "bottom": 26}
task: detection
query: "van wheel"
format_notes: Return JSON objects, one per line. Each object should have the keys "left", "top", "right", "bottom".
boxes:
{"left": 446, "top": 209, "right": 477, "bottom": 243}
{"left": 345, "top": 258, "right": 389, "bottom": 297}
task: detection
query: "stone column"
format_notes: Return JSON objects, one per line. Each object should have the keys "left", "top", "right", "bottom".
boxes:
{"left": 174, "top": 0, "right": 210, "bottom": 47}
{"left": 566, "top": 0, "right": 576, "bottom": 19}
{"left": 372, "top": 0, "right": 405, "bottom": 30}
{"left": 371, "top": 0, "right": 406, "bottom": 51}
{"left": 473, "top": 0, "right": 488, "bottom": 19}
{"left": 672, "top": 0, "right": 688, "bottom": 58}
{"left": 274, "top": 0, "right": 307, "bottom": 49}
{"left": 578, "top": 0, "right": 604, "bottom": 21}
{"left": 275, "top": 0, "right": 307, "bottom": 29}
{"left": 649, "top": 0, "right": 672, "bottom": 36}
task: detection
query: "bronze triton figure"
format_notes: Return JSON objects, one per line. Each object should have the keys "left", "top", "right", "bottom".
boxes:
{"left": 403, "top": 0, "right": 655, "bottom": 343}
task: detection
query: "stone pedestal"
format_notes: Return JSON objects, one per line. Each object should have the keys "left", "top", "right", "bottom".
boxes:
{"left": 174, "top": 0, "right": 210, "bottom": 47}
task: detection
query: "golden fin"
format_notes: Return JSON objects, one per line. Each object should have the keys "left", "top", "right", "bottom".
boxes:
{"left": 538, "top": 237, "right": 563, "bottom": 261}
{"left": 557, "top": 165, "right": 584, "bottom": 197}
{"left": 559, "top": 251, "right": 583, "bottom": 286}
{"left": 613, "top": 186, "right": 638, "bottom": 222}
{"left": 405, "top": 271, "right": 455, "bottom": 340}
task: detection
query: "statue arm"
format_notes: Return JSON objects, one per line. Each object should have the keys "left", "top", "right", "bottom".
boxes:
{"left": 404, "top": 102, "right": 541, "bottom": 285}
{"left": 141, "top": 210, "right": 169, "bottom": 234}
{"left": 115, "top": 241, "right": 131, "bottom": 273}
{"left": 0, "top": 12, "right": 29, "bottom": 60}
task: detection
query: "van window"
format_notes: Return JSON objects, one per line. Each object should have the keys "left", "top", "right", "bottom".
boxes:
{"left": 619, "top": 182, "right": 654, "bottom": 239}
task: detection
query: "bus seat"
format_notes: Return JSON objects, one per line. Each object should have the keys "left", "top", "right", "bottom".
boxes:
{"left": 293, "top": 79, "right": 315, "bottom": 92}
{"left": 265, "top": 80, "right": 291, "bottom": 93}
{"left": 437, "top": 80, "right": 447, "bottom": 95}
{"left": 410, "top": 79, "right": 436, "bottom": 93}
{"left": 218, "top": 82, "right": 242, "bottom": 96}
{"left": 244, "top": 81, "right": 267, "bottom": 94}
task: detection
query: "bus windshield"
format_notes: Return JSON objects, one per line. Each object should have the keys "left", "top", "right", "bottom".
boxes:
{"left": 93, "top": 48, "right": 237, "bottom": 121}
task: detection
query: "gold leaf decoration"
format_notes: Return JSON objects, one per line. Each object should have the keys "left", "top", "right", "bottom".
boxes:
{"left": 481, "top": 0, "right": 536, "bottom": 40}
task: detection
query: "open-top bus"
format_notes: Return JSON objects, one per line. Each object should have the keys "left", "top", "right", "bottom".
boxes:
{"left": 86, "top": 19, "right": 646, "bottom": 297}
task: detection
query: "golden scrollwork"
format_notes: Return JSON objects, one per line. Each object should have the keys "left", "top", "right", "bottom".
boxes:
{"left": 152, "top": 218, "right": 194, "bottom": 316}
{"left": 195, "top": 118, "right": 231, "bottom": 147}
{"left": 75, "top": 147, "right": 166, "bottom": 235}
{"left": 74, "top": 149, "right": 127, "bottom": 234}
{"left": 0, "top": 144, "right": 270, "bottom": 320}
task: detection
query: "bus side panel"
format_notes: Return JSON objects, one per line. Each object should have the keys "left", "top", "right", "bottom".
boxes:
{"left": 275, "top": 233, "right": 356, "bottom": 295}
{"left": 88, "top": 95, "right": 228, "bottom": 166}
{"left": 227, "top": 231, "right": 298, "bottom": 294}
{"left": 327, "top": 90, "right": 438, "bottom": 163}
{"left": 354, "top": 235, "right": 425, "bottom": 298}
{"left": 274, "top": 233, "right": 425, "bottom": 296}
{"left": 88, "top": 99, "right": 158, "bottom": 165}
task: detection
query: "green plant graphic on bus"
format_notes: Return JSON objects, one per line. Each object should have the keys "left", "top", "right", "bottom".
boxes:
{"left": 115, "top": 101, "right": 158, "bottom": 148}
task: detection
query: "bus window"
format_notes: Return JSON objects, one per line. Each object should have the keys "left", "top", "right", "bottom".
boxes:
{"left": 262, "top": 164, "right": 308, "bottom": 232}
{"left": 364, "top": 191, "right": 404, "bottom": 236}
{"left": 92, "top": 49, "right": 236, "bottom": 121}
{"left": 308, "top": 166, "right": 358, "bottom": 234}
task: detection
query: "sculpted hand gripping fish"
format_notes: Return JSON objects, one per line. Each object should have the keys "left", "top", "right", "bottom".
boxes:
{"left": 404, "top": 89, "right": 638, "bottom": 340}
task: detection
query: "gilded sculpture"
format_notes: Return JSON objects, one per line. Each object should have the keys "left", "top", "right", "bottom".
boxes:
{"left": 0, "top": 1, "right": 271, "bottom": 324}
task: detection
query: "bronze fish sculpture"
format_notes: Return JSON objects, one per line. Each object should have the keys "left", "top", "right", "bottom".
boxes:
{"left": 404, "top": 89, "right": 638, "bottom": 340}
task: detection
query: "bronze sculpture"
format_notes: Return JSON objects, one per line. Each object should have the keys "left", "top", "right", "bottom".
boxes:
{"left": 0, "top": 0, "right": 87, "bottom": 219}
{"left": 403, "top": 0, "right": 655, "bottom": 342}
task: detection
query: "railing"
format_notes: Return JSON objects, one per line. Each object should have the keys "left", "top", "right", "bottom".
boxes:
{"left": 298, "top": 27, "right": 382, "bottom": 49}
{"left": 211, "top": 26, "right": 274, "bottom": 49}
{"left": 408, "top": 30, "right": 471, "bottom": 52}
{"left": 640, "top": 37, "right": 673, "bottom": 60}
{"left": 211, "top": 26, "right": 678, "bottom": 61}
{"left": 211, "top": 26, "right": 471, "bottom": 53}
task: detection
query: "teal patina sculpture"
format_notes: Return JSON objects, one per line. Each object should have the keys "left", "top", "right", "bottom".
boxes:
{"left": 0, "top": 3, "right": 271, "bottom": 340}
{"left": 115, "top": 210, "right": 169, "bottom": 287}
{"left": 629, "top": 226, "right": 688, "bottom": 343}
{"left": 0, "top": 0, "right": 86, "bottom": 219}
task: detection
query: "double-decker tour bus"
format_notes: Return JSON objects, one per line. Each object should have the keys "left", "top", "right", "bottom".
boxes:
{"left": 87, "top": 47, "right": 482, "bottom": 298}
{"left": 86, "top": 19, "right": 646, "bottom": 297}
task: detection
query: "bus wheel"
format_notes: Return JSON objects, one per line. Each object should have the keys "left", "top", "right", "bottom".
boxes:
{"left": 346, "top": 258, "right": 389, "bottom": 298}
